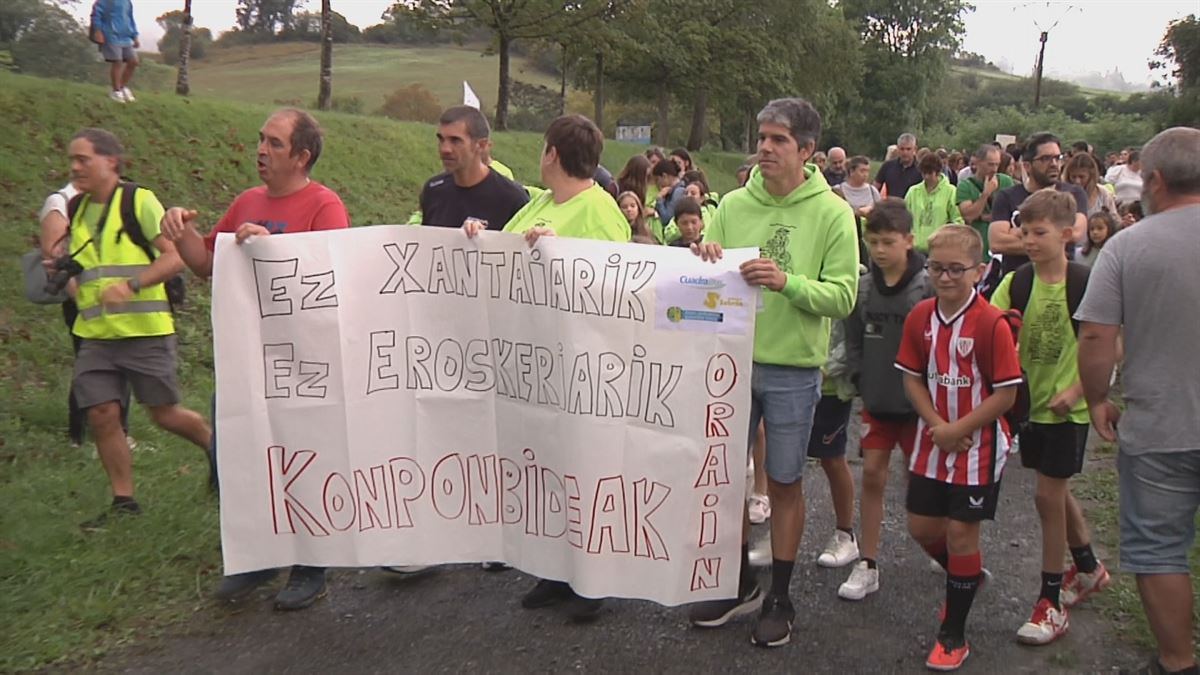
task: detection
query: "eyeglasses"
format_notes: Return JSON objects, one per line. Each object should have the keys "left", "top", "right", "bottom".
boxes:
{"left": 1032, "top": 154, "right": 1064, "bottom": 164}
{"left": 926, "top": 262, "right": 971, "bottom": 279}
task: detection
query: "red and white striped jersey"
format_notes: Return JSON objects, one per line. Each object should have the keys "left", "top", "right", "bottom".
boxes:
{"left": 895, "top": 291, "right": 1023, "bottom": 486}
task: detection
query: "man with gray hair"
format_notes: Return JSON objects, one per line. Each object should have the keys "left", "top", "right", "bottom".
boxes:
{"left": 823, "top": 146, "right": 848, "bottom": 186}
{"left": 874, "top": 132, "right": 921, "bottom": 199}
{"left": 686, "top": 97, "right": 859, "bottom": 648}
{"left": 1076, "top": 127, "right": 1200, "bottom": 675}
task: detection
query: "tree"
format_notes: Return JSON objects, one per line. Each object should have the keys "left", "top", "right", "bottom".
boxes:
{"left": 158, "top": 9, "right": 213, "bottom": 67}
{"left": 235, "top": 0, "right": 299, "bottom": 35}
{"left": 317, "top": 0, "right": 332, "bottom": 110}
{"left": 401, "top": 0, "right": 627, "bottom": 130}
{"left": 7, "top": 1, "right": 95, "bottom": 80}
{"left": 175, "top": 1, "right": 191, "bottom": 95}
{"left": 1149, "top": 14, "right": 1200, "bottom": 127}
{"left": 841, "top": 0, "right": 972, "bottom": 152}
{"left": 284, "top": 10, "right": 361, "bottom": 42}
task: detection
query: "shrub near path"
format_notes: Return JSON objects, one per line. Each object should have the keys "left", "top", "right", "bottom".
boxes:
{"left": 0, "top": 71, "right": 740, "bottom": 670}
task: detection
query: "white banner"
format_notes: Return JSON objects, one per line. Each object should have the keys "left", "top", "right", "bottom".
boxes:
{"left": 212, "top": 225, "right": 757, "bottom": 606}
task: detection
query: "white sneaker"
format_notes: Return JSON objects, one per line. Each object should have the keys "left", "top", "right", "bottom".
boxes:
{"left": 747, "top": 493, "right": 771, "bottom": 524}
{"left": 121, "top": 87, "right": 135, "bottom": 102}
{"left": 817, "top": 530, "right": 859, "bottom": 567}
{"left": 1016, "top": 598, "right": 1069, "bottom": 645}
{"left": 109, "top": 90, "right": 126, "bottom": 103}
{"left": 838, "top": 560, "right": 879, "bottom": 600}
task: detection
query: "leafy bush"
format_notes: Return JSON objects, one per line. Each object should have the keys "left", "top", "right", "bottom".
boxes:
{"left": 379, "top": 83, "right": 441, "bottom": 123}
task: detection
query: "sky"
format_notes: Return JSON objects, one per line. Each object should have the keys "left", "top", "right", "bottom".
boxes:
{"left": 73, "top": 0, "right": 1197, "bottom": 87}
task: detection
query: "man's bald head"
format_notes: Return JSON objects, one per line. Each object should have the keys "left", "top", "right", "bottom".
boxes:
{"left": 828, "top": 146, "right": 846, "bottom": 172}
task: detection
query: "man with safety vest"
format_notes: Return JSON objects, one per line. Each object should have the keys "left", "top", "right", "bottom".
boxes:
{"left": 65, "top": 128, "right": 212, "bottom": 530}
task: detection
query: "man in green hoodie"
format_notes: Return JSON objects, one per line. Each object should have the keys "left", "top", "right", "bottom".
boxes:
{"left": 685, "top": 97, "right": 860, "bottom": 648}
{"left": 905, "top": 153, "right": 964, "bottom": 252}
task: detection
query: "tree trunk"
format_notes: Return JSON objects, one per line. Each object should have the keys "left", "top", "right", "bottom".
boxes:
{"left": 317, "top": 0, "right": 332, "bottom": 110}
{"left": 655, "top": 88, "right": 670, "bottom": 146}
{"left": 745, "top": 107, "right": 756, "bottom": 153}
{"left": 593, "top": 51, "right": 604, "bottom": 131}
{"left": 174, "top": 0, "right": 192, "bottom": 96}
{"left": 559, "top": 42, "right": 567, "bottom": 116}
{"left": 495, "top": 33, "right": 511, "bottom": 130}
{"left": 686, "top": 87, "right": 708, "bottom": 151}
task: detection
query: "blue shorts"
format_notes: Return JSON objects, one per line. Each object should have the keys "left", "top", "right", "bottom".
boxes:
{"left": 1118, "top": 449, "right": 1200, "bottom": 575}
{"left": 100, "top": 43, "right": 138, "bottom": 63}
{"left": 747, "top": 364, "right": 822, "bottom": 484}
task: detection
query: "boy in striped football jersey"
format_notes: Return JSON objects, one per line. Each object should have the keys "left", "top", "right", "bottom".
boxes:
{"left": 894, "top": 225, "right": 1022, "bottom": 671}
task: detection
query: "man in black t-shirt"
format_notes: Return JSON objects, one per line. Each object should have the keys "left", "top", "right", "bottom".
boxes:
{"left": 419, "top": 106, "right": 528, "bottom": 230}
{"left": 874, "top": 132, "right": 921, "bottom": 199}
{"left": 988, "top": 132, "right": 1088, "bottom": 275}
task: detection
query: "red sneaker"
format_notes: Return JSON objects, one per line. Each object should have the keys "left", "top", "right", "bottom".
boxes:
{"left": 1016, "top": 598, "right": 1069, "bottom": 645}
{"left": 926, "top": 638, "right": 970, "bottom": 671}
{"left": 1061, "top": 562, "right": 1112, "bottom": 608}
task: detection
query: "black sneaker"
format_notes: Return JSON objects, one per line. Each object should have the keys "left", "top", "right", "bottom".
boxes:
{"left": 521, "top": 579, "right": 573, "bottom": 609}
{"left": 274, "top": 566, "right": 327, "bottom": 611}
{"left": 688, "top": 582, "right": 764, "bottom": 627}
{"left": 79, "top": 499, "right": 142, "bottom": 531}
{"left": 750, "top": 594, "right": 795, "bottom": 647}
{"left": 566, "top": 594, "right": 604, "bottom": 623}
{"left": 214, "top": 568, "right": 279, "bottom": 602}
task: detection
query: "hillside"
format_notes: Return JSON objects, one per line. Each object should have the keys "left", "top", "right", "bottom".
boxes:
{"left": 183, "top": 42, "right": 560, "bottom": 113}
{"left": 0, "top": 71, "right": 745, "bottom": 669}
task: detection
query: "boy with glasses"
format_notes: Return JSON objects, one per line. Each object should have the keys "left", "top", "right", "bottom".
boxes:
{"left": 895, "top": 225, "right": 1022, "bottom": 671}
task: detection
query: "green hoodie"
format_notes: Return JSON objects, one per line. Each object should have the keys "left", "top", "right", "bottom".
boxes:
{"left": 904, "top": 174, "right": 964, "bottom": 251}
{"left": 703, "top": 165, "right": 860, "bottom": 368}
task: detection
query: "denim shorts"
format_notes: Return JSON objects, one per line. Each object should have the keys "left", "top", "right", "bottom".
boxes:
{"left": 1118, "top": 449, "right": 1200, "bottom": 575}
{"left": 747, "top": 364, "right": 822, "bottom": 484}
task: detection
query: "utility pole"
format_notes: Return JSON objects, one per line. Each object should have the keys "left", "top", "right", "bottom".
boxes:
{"left": 1033, "top": 30, "right": 1047, "bottom": 108}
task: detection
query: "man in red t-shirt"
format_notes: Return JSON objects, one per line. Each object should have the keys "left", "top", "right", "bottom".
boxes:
{"left": 893, "top": 225, "right": 1021, "bottom": 672}
{"left": 161, "top": 108, "right": 349, "bottom": 612}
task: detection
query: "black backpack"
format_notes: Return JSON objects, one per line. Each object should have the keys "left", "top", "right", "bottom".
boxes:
{"left": 1008, "top": 261, "right": 1090, "bottom": 336}
{"left": 982, "top": 261, "right": 1091, "bottom": 433}
{"left": 67, "top": 181, "right": 186, "bottom": 311}
{"left": 978, "top": 308, "right": 1032, "bottom": 433}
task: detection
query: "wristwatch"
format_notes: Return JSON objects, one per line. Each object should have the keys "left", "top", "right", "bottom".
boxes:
{"left": 126, "top": 277, "right": 143, "bottom": 293}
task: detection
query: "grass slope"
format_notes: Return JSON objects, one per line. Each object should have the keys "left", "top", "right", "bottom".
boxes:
{"left": 186, "top": 42, "right": 560, "bottom": 112}
{"left": 0, "top": 71, "right": 740, "bottom": 670}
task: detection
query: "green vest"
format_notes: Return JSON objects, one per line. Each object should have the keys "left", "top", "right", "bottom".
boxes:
{"left": 70, "top": 186, "right": 174, "bottom": 340}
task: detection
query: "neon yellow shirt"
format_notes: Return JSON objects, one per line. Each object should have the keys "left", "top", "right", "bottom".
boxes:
{"left": 991, "top": 272, "right": 1089, "bottom": 424}
{"left": 503, "top": 183, "right": 630, "bottom": 242}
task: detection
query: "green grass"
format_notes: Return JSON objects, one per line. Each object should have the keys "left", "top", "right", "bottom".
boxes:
{"left": 1073, "top": 441, "right": 1200, "bottom": 651}
{"left": 0, "top": 70, "right": 742, "bottom": 670}
{"left": 949, "top": 65, "right": 1129, "bottom": 100}
{"left": 185, "top": 42, "right": 560, "bottom": 113}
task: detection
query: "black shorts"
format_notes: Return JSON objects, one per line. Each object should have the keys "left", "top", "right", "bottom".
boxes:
{"left": 1019, "top": 422, "right": 1089, "bottom": 479}
{"left": 806, "top": 394, "right": 853, "bottom": 459}
{"left": 906, "top": 474, "right": 1002, "bottom": 523}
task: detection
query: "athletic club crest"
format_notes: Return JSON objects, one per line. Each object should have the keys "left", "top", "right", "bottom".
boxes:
{"left": 956, "top": 338, "right": 975, "bottom": 357}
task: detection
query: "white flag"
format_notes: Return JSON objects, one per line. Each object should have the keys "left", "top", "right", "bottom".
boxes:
{"left": 463, "top": 81, "right": 480, "bottom": 109}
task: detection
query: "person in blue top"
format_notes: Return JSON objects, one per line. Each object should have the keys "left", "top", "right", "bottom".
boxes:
{"left": 90, "top": 0, "right": 140, "bottom": 103}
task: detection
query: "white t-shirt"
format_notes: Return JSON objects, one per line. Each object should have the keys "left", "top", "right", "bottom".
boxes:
{"left": 1107, "top": 165, "right": 1143, "bottom": 205}
{"left": 838, "top": 182, "right": 881, "bottom": 212}
{"left": 39, "top": 183, "right": 78, "bottom": 222}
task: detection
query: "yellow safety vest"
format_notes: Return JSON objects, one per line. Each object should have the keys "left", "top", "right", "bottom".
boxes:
{"left": 70, "top": 186, "right": 174, "bottom": 340}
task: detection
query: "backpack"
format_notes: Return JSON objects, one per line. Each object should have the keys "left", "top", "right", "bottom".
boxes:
{"left": 67, "top": 181, "right": 187, "bottom": 311}
{"left": 87, "top": 1, "right": 104, "bottom": 44}
{"left": 1007, "top": 261, "right": 1090, "bottom": 335}
{"left": 977, "top": 308, "right": 1031, "bottom": 433}
{"left": 978, "top": 262, "right": 1091, "bottom": 433}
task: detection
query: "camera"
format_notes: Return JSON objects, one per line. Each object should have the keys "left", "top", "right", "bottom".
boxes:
{"left": 44, "top": 255, "right": 84, "bottom": 295}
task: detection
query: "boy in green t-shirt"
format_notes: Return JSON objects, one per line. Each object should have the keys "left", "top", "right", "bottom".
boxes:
{"left": 990, "top": 190, "right": 1111, "bottom": 647}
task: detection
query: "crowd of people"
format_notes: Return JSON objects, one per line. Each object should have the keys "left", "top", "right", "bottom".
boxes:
{"left": 30, "top": 93, "right": 1198, "bottom": 674}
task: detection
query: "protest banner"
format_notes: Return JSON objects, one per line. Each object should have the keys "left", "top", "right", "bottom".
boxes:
{"left": 212, "top": 225, "right": 757, "bottom": 606}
